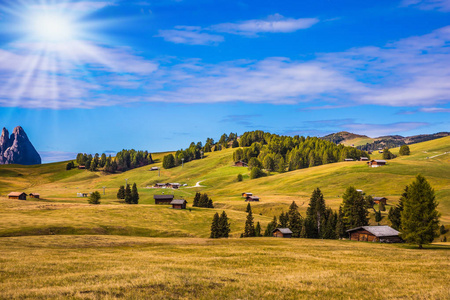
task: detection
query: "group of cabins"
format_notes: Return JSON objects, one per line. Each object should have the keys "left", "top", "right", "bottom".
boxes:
{"left": 242, "top": 192, "right": 260, "bottom": 202}
{"left": 343, "top": 157, "right": 387, "bottom": 168}
{"left": 7, "top": 192, "right": 40, "bottom": 200}
{"left": 154, "top": 194, "right": 187, "bottom": 209}
{"left": 234, "top": 161, "right": 248, "bottom": 167}
{"left": 273, "top": 225, "right": 402, "bottom": 242}
{"left": 154, "top": 183, "right": 181, "bottom": 189}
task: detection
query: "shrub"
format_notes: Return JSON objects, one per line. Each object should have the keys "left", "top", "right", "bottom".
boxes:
{"left": 399, "top": 145, "right": 410, "bottom": 156}
{"left": 250, "top": 167, "right": 266, "bottom": 179}
{"left": 237, "top": 174, "right": 243, "bottom": 182}
{"left": 88, "top": 191, "right": 101, "bottom": 205}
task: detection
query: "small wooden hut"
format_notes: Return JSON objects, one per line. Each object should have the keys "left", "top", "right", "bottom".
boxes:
{"left": 367, "top": 160, "right": 387, "bottom": 167}
{"left": 246, "top": 196, "right": 260, "bottom": 202}
{"left": 235, "top": 161, "right": 248, "bottom": 167}
{"left": 373, "top": 197, "right": 387, "bottom": 205}
{"left": 154, "top": 183, "right": 166, "bottom": 188}
{"left": 7, "top": 192, "right": 27, "bottom": 200}
{"left": 170, "top": 199, "right": 187, "bottom": 209}
{"left": 272, "top": 228, "right": 293, "bottom": 238}
{"left": 29, "top": 193, "right": 40, "bottom": 199}
{"left": 242, "top": 192, "right": 253, "bottom": 198}
{"left": 154, "top": 194, "right": 174, "bottom": 204}
{"left": 360, "top": 157, "right": 369, "bottom": 161}
{"left": 347, "top": 226, "right": 402, "bottom": 243}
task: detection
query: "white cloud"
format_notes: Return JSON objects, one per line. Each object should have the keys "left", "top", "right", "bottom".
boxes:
{"left": 401, "top": 0, "right": 450, "bottom": 12}
{"left": 156, "top": 26, "right": 224, "bottom": 45}
{"left": 419, "top": 107, "right": 450, "bottom": 112}
{"left": 343, "top": 122, "right": 429, "bottom": 137}
{"left": 210, "top": 14, "right": 319, "bottom": 36}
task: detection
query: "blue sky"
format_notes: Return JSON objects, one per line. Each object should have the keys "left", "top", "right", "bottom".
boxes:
{"left": 0, "top": 0, "right": 449, "bottom": 162}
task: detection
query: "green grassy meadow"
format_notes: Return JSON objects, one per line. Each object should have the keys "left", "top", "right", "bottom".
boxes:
{"left": 0, "top": 137, "right": 449, "bottom": 298}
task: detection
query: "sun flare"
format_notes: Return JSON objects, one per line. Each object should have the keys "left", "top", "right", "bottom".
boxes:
{"left": 28, "top": 12, "right": 76, "bottom": 42}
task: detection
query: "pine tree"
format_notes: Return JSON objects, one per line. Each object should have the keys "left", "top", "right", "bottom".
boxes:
{"left": 341, "top": 186, "right": 369, "bottom": 230}
{"left": 124, "top": 184, "right": 132, "bottom": 204}
{"left": 193, "top": 192, "right": 200, "bottom": 207}
{"left": 375, "top": 210, "right": 382, "bottom": 222}
{"left": 288, "top": 201, "right": 303, "bottom": 237}
{"left": 243, "top": 209, "right": 255, "bottom": 237}
{"left": 401, "top": 175, "right": 440, "bottom": 249}
{"left": 335, "top": 206, "right": 346, "bottom": 239}
{"left": 278, "top": 212, "right": 289, "bottom": 228}
{"left": 255, "top": 222, "right": 261, "bottom": 237}
{"left": 246, "top": 203, "right": 251, "bottom": 213}
{"left": 306, "top": 188, "right": 326, "bottom": 238}
{"left": 210, "top": 212, "right": 220, "bottom": 238}
{"left": 207, "top": 198, "right": 214, "bottom": 208}
{"left": 389, "top": 187, "right": 405, "bottom": 230}
{"left": 199, "top": 193, "right": 209, "bottom": 207}
{"left": 218, "top": 211, "right": 230, "bottom": 238}
{"left": 117, "top": 185, "right": 125, "bottom": 199}
{"left": 264, "top": 216, "right": 277, "bottom": 236}
{"left": 300, "top": 220, "right": 307, "bottom": 238}
{"left": 131, "top": 183, "right": 139, "bottom": 204}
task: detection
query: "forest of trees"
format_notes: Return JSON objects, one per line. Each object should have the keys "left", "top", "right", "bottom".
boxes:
{"left": 233, "top": 131, "right": 369, "bottom": 173}
{"left": 162, "top": 133, "right": 239, "bottom": 169}
{"left": 75, "top": 150, "right": 153, "bottom": 173}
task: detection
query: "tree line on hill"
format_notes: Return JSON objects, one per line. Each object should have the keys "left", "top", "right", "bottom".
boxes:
{"left": 69, "top": 150, "right": 153, "bottom": 173}
{"left": 193, "top": 192, "right": 214, "bottom": 208}
{"left": 238, "top": 175, "right": 440, "bottom": 248}
{"left": 233, "top": 131, "right": 369, "bottom": 177}
{"left": 162, "top": 133, "right": 239, "bottom": 169}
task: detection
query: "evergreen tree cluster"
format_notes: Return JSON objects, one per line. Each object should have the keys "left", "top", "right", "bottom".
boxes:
{"left": 233, "top": 131, "right": 369, "bottom": 173}
{"left": 261, "top": 202, "right": 304, "bottom": 238}
{"left": 192, "top": 192, "right": 214, "bottom": 208}
{"left": 399, "top": 145, "right": 410, "bottom": 156}
{"left": 117, "top": 183, "right": 139, "bottom": 204}
{"left": 340, "top": 186, "right": 369, "bottom": 233}
{"left": 76, "top": 150, "right": 152, "bottom": 173}
{"left": 303, "top": 188, "right": 339, "bottom": 239}
{"left": 210, "top": 211, "right": 231, "bottom": 238}
{"left": 88, "top": 191, "right": 101, "bottom": 205}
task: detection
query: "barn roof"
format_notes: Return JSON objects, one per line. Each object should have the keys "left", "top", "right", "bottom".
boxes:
{"left": 170, "top": 199, "right": 187, "bottom": 205}
{"left": 373, "top": 160, "right": 387, "bottom": 163}
{"left": 242, "top": 192, "right": 253, "bottom": 195}
{"left": 154, "top": 195, "right": 174, "bottom": 200}
{"left": 373, "top": 197, "right": 387, "bottom": 201}
{"left": 29, "top": 193, "right": 40, "bottom": 196}
{"left": 8, "top": 192, "right": 26, "bottom": 196}
{"left": 247, "top": 196, "right": 259, "bottom": 199}
{"left": 347, "top": 226, "right": 399, "bottom": 237}
{"left": 273, "top": 228, "right": 293, "bottom": 234}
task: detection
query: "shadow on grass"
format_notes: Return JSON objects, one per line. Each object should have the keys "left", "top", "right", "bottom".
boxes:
{"left": 397, "top": 243, "right": 450, "bottom": 250}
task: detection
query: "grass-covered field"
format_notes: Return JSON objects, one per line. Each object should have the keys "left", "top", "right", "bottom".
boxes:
{"left": 1, "top": 235, "right": 449, "bottom": 299}
{"left": 0, "top": 137, "right": 449, "bottom": 298}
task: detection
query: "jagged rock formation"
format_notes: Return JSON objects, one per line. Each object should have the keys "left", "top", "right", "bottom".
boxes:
{"left": 0, "top": 126, "right": 41, "bottom": 165}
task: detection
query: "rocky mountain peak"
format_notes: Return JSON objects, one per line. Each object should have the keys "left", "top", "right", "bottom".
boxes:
{"left": 0, "top": 126, "right": 41, "bottom": 165}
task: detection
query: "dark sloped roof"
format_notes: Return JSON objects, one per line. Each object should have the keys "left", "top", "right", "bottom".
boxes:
{"left": 347, "top": 226, "right": 399, "bottom": 237}
{"left": 247, "top": 196, "right": 259, "bottom": 199}
{"left": 170, "top": 199, "right": 187, "bottom": 205}
{"left": 373, "top": 197, "right": 387, "bottom": 201}
{"left": 154, "top": 195, "right": 174, "bottom": 200}
{"left": 273, "top": 228, "right": 293, "bottom": 234}
{"left": 8, "top": 192, "right": 26, "bottom": 196}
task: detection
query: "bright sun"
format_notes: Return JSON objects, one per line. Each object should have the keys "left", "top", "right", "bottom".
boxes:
{"left": 28, "top": 12, "right": 76, "bottom": 42}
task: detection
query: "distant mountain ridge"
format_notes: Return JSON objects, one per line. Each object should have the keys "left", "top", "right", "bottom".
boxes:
{"left": 321, "top": 131, "right": 450, "bottom": 150}
{"left": 0, "top": 126, "right": 41, "bottom": 165}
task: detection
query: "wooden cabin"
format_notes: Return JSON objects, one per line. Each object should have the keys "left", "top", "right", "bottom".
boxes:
{"left": 360, "top": 157, "right": 369, "bottom": 161}
{"left": 344, "top": 158, "right": 354, "bottom": 161}
{"left": 373, "top": 197, "right": 387, "bottom": 205}
{"left": 367, "top": 160, "right": 387, "bottom": 168}
{"left": 78, "top": 165, "right": 86, "bottom": 169}
{"left": 149, "top": 167, "right": 159, "bottom": 171}
{"left": 167, "top": 183, "right": 181, "bottom": 189}
{"left": 235, "top": 161, "right": 248, "bottom": 167}
{"left": 29, "top": 193, "right": 40, "bottom": 199}
{"left": 347, "top": 226, "right": 402, "bottom": 243}
{"left": 8, "top": 192, "right": 27, "bottom": 200}
{"left": 242, "top": 192, "right": 253, "bottom": 198}
{"left": 170, "top": 199, "right": 187, "bottom": 209}
{"left": 356, "top": 189, "right": 364, "bottom": 194}
{"left": 77, "top": 193, "right": 89, "bottom": 197}
{"left": 154, "top": 194, "right": 174, "bottom": 205}
{"left": 154, "top": 183, "right": 166, "bottom": 188}
{"left": 272, "top": 228, "right": 293, "bottom": 238}
{"left": 246, "top": 196, "right": 260, "bottom": 202}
